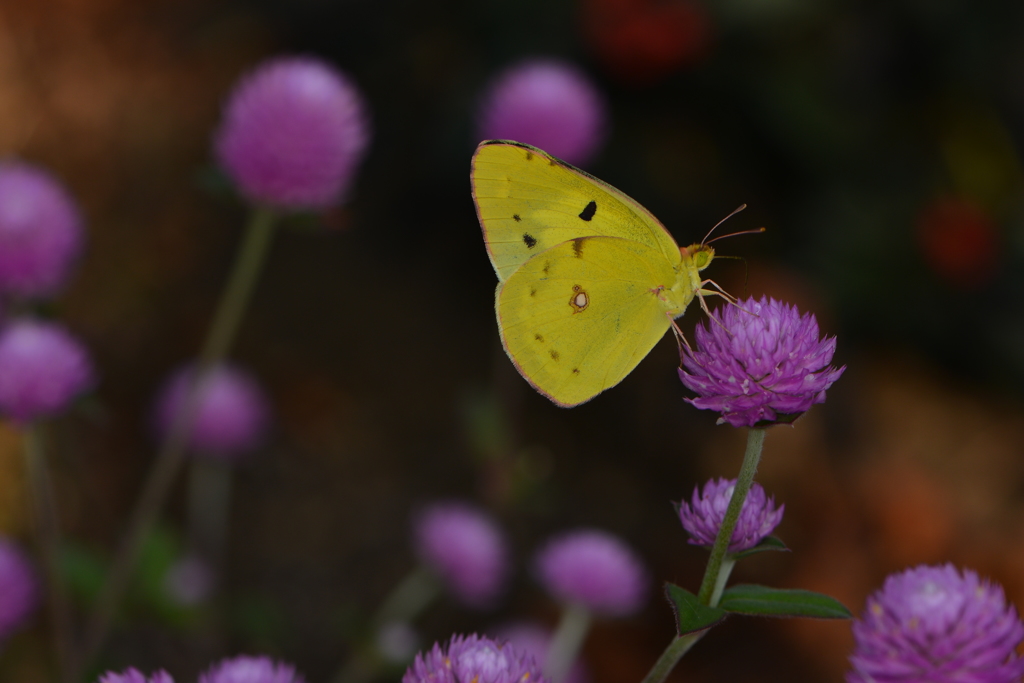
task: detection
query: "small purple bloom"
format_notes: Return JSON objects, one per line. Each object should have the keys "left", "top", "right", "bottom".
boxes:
{"left": 0, "top": 536, "right": 38, "bottom": 644}
{"left": 477, "top": 60, "right": 607, "bottom": 167}
{"left": 0, "top": 319, "right": 94, "bottom": 423}
{"left": 677, "top": 478, "right": 784, "bottom": 553}
{"left": 847, "top": 564, "right": 1024, "bottom": 683}
{"left": 534, "top": 529, "right": 647, "bottom": 617}
{"left": 0, "top": 162, "right": 84, "bottom": 299}
{"left": 215, "top": 56, "right": 370, "bottom": 210}
{"left": 679, "top": 296, "right": 845, "bottom": 428}
{"left": 492, "top": 622, "right": 590, "bottom": 683}
{"left": 199, "top": 655, "right": 305, "bottom": 683}
{"left": 403, "top": 633, "right": 547, "bottom": 683}
{"left": 375, "top": 621, "right": 420, "bottom": 664}
{"left": 151, "top": 362, "right": 270, "bottom": 459}
{"left": 98, "top": 670, "right": 174, "bottom": 683}
{"left": 163, "top": 555, "right": 215, "bottom": 607}
{"left": 414, "top": 501, "right": 508, "bottom": 608}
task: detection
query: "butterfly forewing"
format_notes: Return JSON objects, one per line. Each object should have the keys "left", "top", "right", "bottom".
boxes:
{"left": 472, "top": 141, "right": 682, "bottom": 282}
{"left": 496, "top": 236, "right": 680, "bottom": 406}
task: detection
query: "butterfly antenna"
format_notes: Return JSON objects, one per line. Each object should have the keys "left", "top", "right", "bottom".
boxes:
{"left": 706, "top": 226, "right": 766, "bottom": 246}
{"left": 701, "top": 204, "right": 748, "bottom": 245}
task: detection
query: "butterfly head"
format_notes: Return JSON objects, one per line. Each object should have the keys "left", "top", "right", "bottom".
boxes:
{"left": 683, "top": 243, "right": 715, "bottom": 271}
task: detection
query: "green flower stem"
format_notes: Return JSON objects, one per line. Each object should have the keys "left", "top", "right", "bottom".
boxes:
{"left": 641, "top": 632, "right": 705, "bottom": 683}
{"left": 709, "top": 556, "right": 736, "bottom": 607}
{"left": 187, "top": 458, "right": 233, "bottom": 577}
{"left": 331, "top": 567, "right": 442, "bottom": 683}
{"left": 546, "top": 603, "right": 592, "bottom": 683}
{"left": 640, "top": 427, "right": 767, "bottom": 683}
{"left": 372, "top": 566, "right": 441, "bottom": 628}
{"left": 83, "top": 206, "right": 277, "bottom": 667}
{"left": 198, "top": 206, "right": 278, "bottom": 365}
{"left": 696, "top": 427, "right": 766, "bottom": 604}
{"left": 23, "top": 423, "right": 77, "bottom": 683}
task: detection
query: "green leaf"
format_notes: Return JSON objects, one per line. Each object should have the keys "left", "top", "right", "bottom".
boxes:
{"left": 719, "top": 584, "right": 852, "bottom": 619}
{"left": 730, "top": 535, "right": 789, "bottom": 560}
{"left": 664, "top": 583, "right": 727, "bottom": 634}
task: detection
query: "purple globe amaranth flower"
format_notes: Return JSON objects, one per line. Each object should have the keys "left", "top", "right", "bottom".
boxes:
{"left": 0, "top": 162, "right": 84, "bottom": 299}
{"left": 152, "top": 362, "right": 270, "bottom": 459}
{"left": 679, "top": 296, "right": 845, "bottom": 428}
{"left": 534, "top": 529, "right": 647, "bottom": 617}
{"left": 847, "top": 564, "right": 1024, "bottom": 683}
{"left": 477, "top": 59, "right": 607, "bottom": 167}
{"left": 0, "top": 318, "right": 94, "bottom": 423}
{"left": 98, "top": 670, "right": 174, "bottom": 683}
{"left": 199, "top": 655, "right": 305, "bottom": 683}
{"left": 414, "top": 501, "right": 509, "bottom": 608}
{"left": 677, "top": 478, "right": 784, "bottom": 553}
{"left": 403, "top": 633, "right": 547, "bottom": 683}
{"left": 0, "top": 536, "right": 38, "bottom": 643}
{"left": 215, "top": 56, "right": 370, "bottom": 211}
{"left": 492, "top": 622, "right": 590, "bottom": 683}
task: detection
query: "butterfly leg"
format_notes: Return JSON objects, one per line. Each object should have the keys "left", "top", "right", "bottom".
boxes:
{"left": 668, "top": 315, "right": 694, "bottom": 355}
{"left": 693, "top": 281, "right": 736, "bottom": 333}
{"left": 694, "top": 280, "right": 762, "bottom": 337}
{"left": 699, "top": 281, "right": 760, "bottom": 318}
{"left": 697, "top": 278, "right": 738, "bottom": 304}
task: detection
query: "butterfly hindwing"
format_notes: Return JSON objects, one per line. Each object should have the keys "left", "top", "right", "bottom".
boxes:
{"left": 496, "top": 236, "right": 679, "bottom": 407}
{"left": 472, "top": 140, "right": 682, "bottom": 282}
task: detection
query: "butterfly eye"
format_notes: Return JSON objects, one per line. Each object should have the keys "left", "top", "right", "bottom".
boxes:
{"left": 687, "top": 245, "right": 714, "bottom": 270}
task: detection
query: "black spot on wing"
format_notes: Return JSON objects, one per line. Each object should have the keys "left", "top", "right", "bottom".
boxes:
{"left": 578, "top": 200, "right": 597, "bottom": 221}
{"left": 534, "top": 333, "right": 544, "bottom": 342}
{"left": 522, "top": 233, "right": 537, "bottom": 248}
{"left": 529, "top": 287, "right": 537, "bottom": 297}
{"left": 525, "top": 151, "right": 534, "bottom": 161}
{"left": 572, "top": 368, "right": 580, "bottom": 375}
{"left": 549, "top": 349, "right": 560, "bottom": 361}
{"left": 513, "top": 214, "right": 522, "bottom": 222}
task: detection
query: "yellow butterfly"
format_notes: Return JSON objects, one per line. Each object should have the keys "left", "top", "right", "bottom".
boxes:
{"left": 472, "top": 139, "right": 722, "bottom": 407}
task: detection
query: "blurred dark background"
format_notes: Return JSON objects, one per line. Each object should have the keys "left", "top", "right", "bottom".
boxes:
{"left": 2, "top": 0, "right": 1024, "bottom": 681}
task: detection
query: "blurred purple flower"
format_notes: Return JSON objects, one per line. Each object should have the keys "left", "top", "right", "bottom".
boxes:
{"left": 403, "top": 633, "right": 546, "bottom": 683}
{"left": 679, "top": 296, "right": 845, "bottom": 428}
{"left": 477, "top": 60, "right": 607, "bottom": 166}
{"left": 414, "top": 501, "right": 508, "bottom": 608}
{"left": 151, "top": 362, "right": 270, "bottom": 459}
{"left": 534, "top": 529, "right": 647, "bottom": 617}
{"left": 847, "top": 564, "right": 1024, "bottom": 683}
{"left": 492, "top": 622, "right": 590, "bottom": 683}
{"left": 215, "top": 56, "right": 370, "bottom": 211}
{"left": 0, "top": 318, "right": 94, "bottom": 423}
{"left": 98, "top": 670, "right": 174, "bottom": 683}
{"left": 0, "top": 536, "right": 38, "bottom": 644}
{"left": 375, "top": 621, "right": 420, "bottom": 664}
{"left": 163, "top": 555, "right": 215, "bottom": 607}
{"left": 677, "top": 478, "right": 783, "bottom": 553}
{"left": 0, "top": 162, "right": 84, "bottom": 299}
{"left": 199, "top": 655, "right": 305, "bottom": 683}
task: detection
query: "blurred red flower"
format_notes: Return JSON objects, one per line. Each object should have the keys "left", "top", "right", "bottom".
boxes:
{"left": 915, "top": 196, "right": 999, "bottom": 287}
{"left": 583, "top": 0, "right": 712, "bottom": 85}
